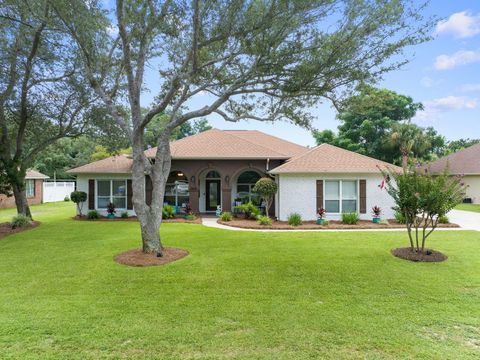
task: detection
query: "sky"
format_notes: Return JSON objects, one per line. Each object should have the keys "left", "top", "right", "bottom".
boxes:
{"left": 139, "top": 1, "right": 480, "bottom": 147}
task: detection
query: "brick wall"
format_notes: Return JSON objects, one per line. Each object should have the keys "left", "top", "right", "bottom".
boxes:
{"left": 0, "top": 179, "right": 44, "bottom": 209}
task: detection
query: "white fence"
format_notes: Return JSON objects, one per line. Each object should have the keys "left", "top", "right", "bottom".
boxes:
{"left": 43, "top": 181, "right": 76, "bottom": 203}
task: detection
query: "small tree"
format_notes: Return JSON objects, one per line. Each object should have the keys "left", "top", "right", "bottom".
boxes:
{"left": 253, "top": 177, "right": 278, "bottom": 218}
{"left": 381, "top": 167, "right": 466, "bottom": 254}
{"left": 70, "top": 191, "right": 87, "bottom": 217}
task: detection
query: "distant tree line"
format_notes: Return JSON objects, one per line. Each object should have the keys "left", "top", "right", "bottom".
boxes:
{"left": 312, "top": 85, "right": 479, "bottom": 166}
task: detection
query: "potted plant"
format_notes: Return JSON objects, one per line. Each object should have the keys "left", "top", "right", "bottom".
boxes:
{"left": 183, "top": 203, "right": 196, "bottom": 220}
{"left": 372, "top": 205, "right": 381, "bottom": 223}
{"left": 107, "top": 202, "right": 116, "bottom": 219}
{"left": 316, "top": 207, "right": 327, "bottom": 225}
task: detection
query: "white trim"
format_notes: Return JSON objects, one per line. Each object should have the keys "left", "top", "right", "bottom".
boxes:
{"left": 96, "top": 179, "right": 128, "bottom": 210}
{"left": 323, "top": 179, "right": 359, "bottom": 214}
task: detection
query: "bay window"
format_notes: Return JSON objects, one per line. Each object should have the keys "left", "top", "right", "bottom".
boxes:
{"left": 324, "top": 180, "right": 358, "bottom": 213}
{"left": 97, "top": 180, "right": 127, "bottom": 209}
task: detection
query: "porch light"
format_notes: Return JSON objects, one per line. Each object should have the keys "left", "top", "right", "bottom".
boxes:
{"left": 178, "top": 172, "right": 184, "bottom": 177}
{"left": 225, "top": 175, "right": 230, "bottom": 184}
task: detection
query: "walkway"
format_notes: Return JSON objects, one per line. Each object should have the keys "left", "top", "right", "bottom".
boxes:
{"left": 201, "top": 216, "right": 471, "bottom": 233}
{"left": 448, "top": 209, "right": 480, "bottom": 231}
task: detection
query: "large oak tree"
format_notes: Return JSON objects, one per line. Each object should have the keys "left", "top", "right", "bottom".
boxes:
{"left": 55, "top": 0, "right": 433, "bottom": 255}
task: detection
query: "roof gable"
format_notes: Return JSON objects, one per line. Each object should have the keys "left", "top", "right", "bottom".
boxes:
{"left": 422, "top": 143, "right": 480, "bottom": 175}
{"left": 270, "top": 144, "right": 401, "bottom": 174}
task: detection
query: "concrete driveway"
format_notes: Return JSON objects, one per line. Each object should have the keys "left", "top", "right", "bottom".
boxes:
{"left": 448, "top": 209, "right": 480, "bottom": 231}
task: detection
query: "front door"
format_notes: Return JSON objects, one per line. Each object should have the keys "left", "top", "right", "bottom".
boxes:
{"left": 205, "top": 179, "right": 221, "bottom": 211}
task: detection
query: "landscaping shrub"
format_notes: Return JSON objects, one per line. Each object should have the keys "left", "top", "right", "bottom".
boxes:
{"left": 379, "top": 219, "right": 390, "bottom": 225}
{"left": 438, "top": 215, "right": 449, "bottom": 224}
{"left": 234, "top": 201, "right": 260, "bottom": 220}
{"left": 342, "top": 212, "right": 359, "bottom": 225}
{"left": 288, "top": 213, "right": 302, "bottom": 226}
{"left": 70, "top": 191, "right": 87, "bottom": 216}
{"left": 257, "top": 215, "right": 272, "bottom": 226}
{"left": 10, "top": 214, "right": 32, "bottom": 229}
{"left": 394, "top": 210, "right": 406, "bottom": 224}
{"left": 220, "top": 212, "right": 233, "bottom": 221}
{"left": 106, "top": 202, "right": 116, "bottom": 216}
{"left": 252, "top": 177, "right": 278, "bottom": 217}
{"left": 121, "top": 211, "right": 129, "bottom": 219}
{"left": 184, "top": 214, "right": 196, "bottom": 221}
{"left": 87, "top": 210, "right": 99, "bottom": 220}
{"left": 64, "top": 196, "right": 70, "bottom": 201}
{"left": 322, "top": 220, "right": 329, "bottom": 226}
{"left": 162, "top": 205, "right": 175, "bottom": 219}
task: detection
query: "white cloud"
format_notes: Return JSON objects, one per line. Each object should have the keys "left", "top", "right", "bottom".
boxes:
{"left": 436, "top": 11, "right": 480, "bottom": 38}
{"left": 414, "top": 96, "right": 477, "bottom": 121}
{"left": 420, "top": 76, "right": 434, "bottom": 88}
{"left": 461, "top": 83, "right": 480, "bottom": 92}
{"left": 434, "top": 49, "right": 480, "bottom": 70}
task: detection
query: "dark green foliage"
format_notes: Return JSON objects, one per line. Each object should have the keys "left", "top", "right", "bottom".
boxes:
{"left": 253, "top": 177, "right": 278, "bottom": 217}
{"left": 381, "top": 166, "right": 466, "bottom": 252}
{"left": 394, "top": 211, "right": 407, "bottom": 224}
{"left": 288, "top": 213, "right": 302, "bottom": 226}
{"left": 106, "top": 203, "right": 116, "bottom": 216}
{"left": 220, "top": 212, "right": 233, "bottom": 221}
{"left": 234, "top": 202, "right": 261, "bottom": 220}
{"left": 64, "top": 196, "right": 70, "bottom": 202}
{"left": 10, "top": 214, "right": 32, "bottom": 229}
{"left": 87, "top": 210, "right": 99, "bottom": 220}
{"left": 70, "top": 191, "right": 87, "bottom": 216}
{"left": 341, "top": 212, "right": 359, "bottom": 225}
{"left": 438, "top": 215, "right": 449, "bottom": 224}
{"left": 312, "top": 86, "right": 446, "bottom": 165}
{"left": 162, "top": 205, "right": 175, "bottom": 220}
{"left": 121, "top": 211, "right": 129, "bottom": 219}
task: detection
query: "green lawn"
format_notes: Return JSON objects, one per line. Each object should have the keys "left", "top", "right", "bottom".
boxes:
{"left": 456, "top": 203, "right": 480, "bottom": 213}
{"left": 0, "top": 203, "right": 479, "bottom": 359}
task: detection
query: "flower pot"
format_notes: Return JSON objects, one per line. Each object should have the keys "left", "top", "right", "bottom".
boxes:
{"left": 372, "top": 217, "right": 380, "bottom": 223}
{"left": 316, "top": 218, "right": 325, "bottom": 225}
{"left": 107, "top": 213, "right": 115, "bottom": 219}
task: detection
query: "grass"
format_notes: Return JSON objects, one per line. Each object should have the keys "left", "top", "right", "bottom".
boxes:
{"left": 0, "top": 203, "right": 479, "bottom": 359}
{"left": 456, "top": 203, "right": 480, "bottom": 213}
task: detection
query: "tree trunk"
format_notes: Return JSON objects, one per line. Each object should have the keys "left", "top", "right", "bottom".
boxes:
{"left": 12, "top": 183, "right": 32, "bottom": 219}
{"left": 131, "top": 130, "right": 171, "bottom": 255}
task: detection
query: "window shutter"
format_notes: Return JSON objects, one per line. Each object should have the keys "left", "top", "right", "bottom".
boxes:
{"left": 88, "top": 180, "right": 95, "bottom": 210}
{"left": 127, "top": 179, "right": 133, "bottom": 210}
{"left": 359, "top": 179, "right": 367, "bottom": 214}
{"left": 145, "top": 176, "right": 152, "bottom": 206}
{"left": 316, "top": 180, "right": 323, "bottom": 211}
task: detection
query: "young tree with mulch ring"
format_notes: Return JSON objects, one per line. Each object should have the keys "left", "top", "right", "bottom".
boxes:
{"left": 381, "top": 166, "right": 466, "bottom": 261}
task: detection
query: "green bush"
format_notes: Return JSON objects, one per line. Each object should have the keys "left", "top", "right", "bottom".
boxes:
{"left": 253, "top": 177, "right": 278, "bottom": 217}
{"left": 87, "top": 210, "right": 99, "bottom": 220}
{"left": 438, "top": 215, "right": 449, "bottom": 224}
{"left": 10, "top": 214, "right": 32, "bottom": 229}
{"left": 184, "top": 214, "right": 196, "bottom": 221}
{"left": 322, "top": 220, "right": 329, "bottom": 226}
{"left": 162, "top": 205, "right": 175, "bottom": 219}
{"left": 64, "top": 196, "right": 70, "bottom": 202}
{"left": 394, "top": 211, "right": 406, "bottom": 224}
{"left": 121, "top": 211, "right": 129, "bottom": 219}
{"left": 288, "top": 213, "right": 302, "bottom": 226}
{"left": 234, "top": 201, "right": 260, "bottom": 220}
{"left": 257, "top": 215, "right": 272, "bottom": 226}
{"left": 379, "top": 219, "right": 390, "bottom": 225}
{"left": 70, "top": 191, "right": 88, "bottom": 216}
{"left": 220, "top": 212, "right": 233, "bottom": 221}
{"left": 342, "top": 212, "right": 359, "bottom": 225}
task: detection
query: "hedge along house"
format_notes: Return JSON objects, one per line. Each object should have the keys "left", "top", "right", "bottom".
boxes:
{"left": 270, "top": 144, "right": 401, "bottom": 221}
{"left": 66, "top": 129, "right": 307, "bottom": 217}
{"left": 0, "top": 169, "right": 49, "bottom": 209}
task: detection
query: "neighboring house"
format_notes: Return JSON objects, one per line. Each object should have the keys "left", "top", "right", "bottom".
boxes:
{"left": 0, "top": 169, "right": 49, "bottom": 209}
{"left": 67, "top": 129, "right": 399, "bottom": 220}
{"left": 422, "top": 143, "right": 480, "bottom": 204}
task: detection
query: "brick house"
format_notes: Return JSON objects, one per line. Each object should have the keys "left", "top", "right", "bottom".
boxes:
{"left": 0, "top": 169, "right": 49, "bottom": 209}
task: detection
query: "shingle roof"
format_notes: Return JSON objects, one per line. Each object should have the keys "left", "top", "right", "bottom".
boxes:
{"left": 68, "top": 129, "right": 307, "bottom": 174}
{"left": 270, "top": 144, "right": 402, "bottom": 174}
{"left": 422, "top": 143, "right": 480, "bottom": 175}
{"left": 144, "top": 128, "right": 307, "bottom": 159}
{"left": 26, "top": 169, "right": 49, "bottom": 179}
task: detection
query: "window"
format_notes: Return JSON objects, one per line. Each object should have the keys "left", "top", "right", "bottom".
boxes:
{"left": 97, "top": 180, "right": 127, "bottom": 209}
{"left": 324, "top": 180, "right": 358, "bottom": 213}
{"left": 25, "top": 180, "right": 35, "bottom": 198}
{"left": 236, "top": 171, "right": 261, "bottom": 205}
{"left": 164, "top": 171, "right": 189, "bottom": 208}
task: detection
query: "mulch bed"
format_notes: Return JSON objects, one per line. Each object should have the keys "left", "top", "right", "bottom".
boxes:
{"left": 218, "top": 218, "right": 459, "bottom": 230}
{"left": 0, "top": 221, "right": 40, "bottom": 240}
{"left": 73, "top": 215, "right": 201, "bottom": 224}
{"left": 114, "top": 247, "right": 189, "bottom": 267}
{"left": 391, "top": 247, "right": 448, "bottom": 262}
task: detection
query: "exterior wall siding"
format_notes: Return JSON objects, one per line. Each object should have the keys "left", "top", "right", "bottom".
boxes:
{"left": 0, "top": 179, "right": 44, "bottom": 209}
{"left": 277, "top": 173, "right": 396, "bottom": 221}
{"left": 463, "top": 175, "right": 480, "bottom": 204}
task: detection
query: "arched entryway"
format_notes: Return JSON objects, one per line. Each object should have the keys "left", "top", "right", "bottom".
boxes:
{"left": 198, "top": 169, "right": 222, "bottom": 212}
{"left": 234, "top": 170, "right": 262, "bottom": 206}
